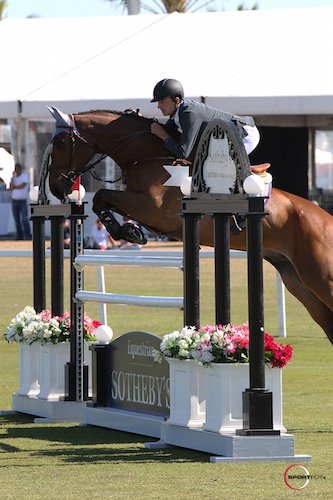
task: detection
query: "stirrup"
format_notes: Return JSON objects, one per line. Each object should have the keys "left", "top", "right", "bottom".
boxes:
{"left": 119, "top": 223, "right": 147, "bottom": 245}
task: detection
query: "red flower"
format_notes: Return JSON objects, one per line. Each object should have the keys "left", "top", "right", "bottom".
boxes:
{"left": 270, "top": 343, "right": 293, "bottom": 368}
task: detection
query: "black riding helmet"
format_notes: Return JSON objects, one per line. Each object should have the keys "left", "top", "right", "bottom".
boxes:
{"left": 151, "top": 78, "right": 184, "bottom": 102}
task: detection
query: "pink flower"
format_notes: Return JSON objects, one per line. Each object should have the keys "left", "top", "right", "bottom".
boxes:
{"left": 39, "top": 309, "right": 52, "bottom": 321}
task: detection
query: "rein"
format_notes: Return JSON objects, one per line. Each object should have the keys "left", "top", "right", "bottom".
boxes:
{"left": 53, "top": 129, "right": 120, "bottom": 185}
{"left": 129, "top": 156, "right": 175, "bottom": 167}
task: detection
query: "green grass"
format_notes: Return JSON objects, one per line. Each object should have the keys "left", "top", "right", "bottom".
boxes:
{"left": 0, "top": 253, "right": 332, "bottom": 499}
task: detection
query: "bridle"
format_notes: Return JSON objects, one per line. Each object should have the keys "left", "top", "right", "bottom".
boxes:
{"left": 52, "top": 128, "right": 123, "bottom": 191}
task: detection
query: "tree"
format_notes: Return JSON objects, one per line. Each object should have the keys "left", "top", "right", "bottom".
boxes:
{"left": 108, "top": 0, "right": 258, "bottom": 15}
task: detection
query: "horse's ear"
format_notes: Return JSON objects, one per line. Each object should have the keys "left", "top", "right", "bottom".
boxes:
{"left": 47, "top": 106, "right": 72, "bottom": 128}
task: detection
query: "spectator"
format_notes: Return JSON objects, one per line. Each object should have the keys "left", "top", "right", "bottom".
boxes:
{"left": 9, "top": 163, "right": 31, "bottom": 240}
{"left": 87, "top": 218, "right": 119, "bottom": 250}
{"left": 63, "top": 220, "right": 71, "bottom": 249}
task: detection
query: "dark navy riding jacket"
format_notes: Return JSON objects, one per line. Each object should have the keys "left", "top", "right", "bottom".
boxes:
{"left": 163, "top": 99, "right": 255, "bottom": 159}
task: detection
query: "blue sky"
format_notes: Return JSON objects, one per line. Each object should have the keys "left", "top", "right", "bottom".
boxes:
{"left": 5, "top": 0, "right": 333, "bottom": 18}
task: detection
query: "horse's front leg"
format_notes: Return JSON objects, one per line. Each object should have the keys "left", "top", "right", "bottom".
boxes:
{"left": 95, "top": 206, "right": 147, "bottom": 245}
{"left": 93, "top": 189, "right": 163, "bottom": 245}
{"left": 94, "top": 187, "right": 181, "bottom": 229}
{"left": 93, "top": 192, "right": 147, "bottom": 245}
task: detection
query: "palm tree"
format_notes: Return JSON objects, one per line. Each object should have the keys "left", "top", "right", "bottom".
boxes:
{"left": 0, "top": 0, "right": 8, "bottom": 21}
{"left": 108, "top": 0, "right": 257, "bottom": 15}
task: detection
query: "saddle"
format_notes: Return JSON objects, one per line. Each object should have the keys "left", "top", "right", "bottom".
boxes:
{"left": 251, "top": 163, "right": 271, "bottom": 184}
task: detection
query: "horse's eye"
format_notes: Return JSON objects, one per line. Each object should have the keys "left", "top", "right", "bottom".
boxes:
{"left": 56, "top": 138, "right": 67, "bottom": 149}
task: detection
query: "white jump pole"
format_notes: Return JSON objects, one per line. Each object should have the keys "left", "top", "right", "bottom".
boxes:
{"left": 96, "top": 266, "right": 107, "bottom": 325}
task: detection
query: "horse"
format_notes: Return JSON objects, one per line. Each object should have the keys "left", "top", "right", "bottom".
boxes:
{"left": 44, "top": 106, "right": 333, "bottom": 346}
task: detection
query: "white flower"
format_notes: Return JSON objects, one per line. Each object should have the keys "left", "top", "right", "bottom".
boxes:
{"left": 192, "top": 348, "right": 214, "bottom": 365}
{"left": 178, "top": 339, "right": 189, "bottom": 349}
{"left": 42, "top": 330, "right": 52, "bottom": 340}
{"left": 179, "top": 326, "right": 196, "bottom": 338}
{"left": 49, "top": 318, "right": 60, "bottom": 328}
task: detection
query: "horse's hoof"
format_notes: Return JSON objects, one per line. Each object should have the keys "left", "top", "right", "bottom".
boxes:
{"left": 120, "top": 223, "right": 147, "bottom": 245}
{"left": 97, "top": 209, "right": 122, "bottom": 239}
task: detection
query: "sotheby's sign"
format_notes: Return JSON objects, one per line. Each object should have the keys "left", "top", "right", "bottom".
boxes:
{"left": 90, "top": 331, "right": 169, "bottom": 418}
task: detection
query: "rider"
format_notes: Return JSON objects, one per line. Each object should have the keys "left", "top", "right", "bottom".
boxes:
{"left": 97, "top": 79, "right": 260, "bottom": 244}
{"left": 150, "top": 78, "right": 260, "bottom": 160}
{"left": 150, "top": 78, "right": 260, "bottom": 233}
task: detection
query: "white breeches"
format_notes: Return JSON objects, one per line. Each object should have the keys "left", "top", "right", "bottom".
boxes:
{"left": 242, "top": 125, "right": 260, "bottom": 155}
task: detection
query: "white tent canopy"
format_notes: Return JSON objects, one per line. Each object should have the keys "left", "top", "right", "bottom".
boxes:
{"left": 1, "top": 7, "right": 333, "bottom": 119}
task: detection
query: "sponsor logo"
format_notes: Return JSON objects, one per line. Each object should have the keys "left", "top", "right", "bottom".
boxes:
{"left": 284, "top": 464, "right": 326, "bottom": 490}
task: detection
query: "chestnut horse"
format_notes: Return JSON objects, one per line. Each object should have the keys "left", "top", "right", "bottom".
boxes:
{"left": 45, "top": 107, "right": 333, "bottom": 345}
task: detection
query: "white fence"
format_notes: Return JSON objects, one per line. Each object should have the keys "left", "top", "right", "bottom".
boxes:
{"left": 73, "top": 249, "right": 287, "bottom": 338}
{"left": 0, "top": 248, "right": 286, "bottom": 337}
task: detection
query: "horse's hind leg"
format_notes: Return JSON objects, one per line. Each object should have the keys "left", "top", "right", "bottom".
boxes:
{"left": 266, "top": 255, "right": 333, "bottom": 344}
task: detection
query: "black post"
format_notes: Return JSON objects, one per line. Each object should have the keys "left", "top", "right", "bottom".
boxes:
{"left": 214, "top": 214, "right": 231, "bottom": 326}
{"left": 87, "top": 345, "right": 109, "bottom": 407}
{"left": 50, "top": 216, "right": 64, "bottom": 317}
{"left": 65, "top": 203, "right": 88, "bottom": 401}
{"left": 32, "top": 215, "right": 46, "bottom": 312}
{"left": 183, "top": 213, "right": 200, "bottom": 328}
{"left": 237, "top": 197, "right": 280, "bottom": 436}
{"left": 248, "top": 197, "right": 265, "bottom": 390}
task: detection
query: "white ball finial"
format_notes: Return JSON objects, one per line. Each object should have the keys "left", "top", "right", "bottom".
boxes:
{"left": 180, "top": 176, "right": 192, "bottom": 196}
{"left": 68, "top": 184, "right": 86, "bottom": 201}
{"left": 95, "top": 325, "right": 113, "bottom": 344}
{"left": 29, "top": 186, "right": 39, "bottom": 203}
{"left": 243, "top": 174, "right": 265, "bottom": 196}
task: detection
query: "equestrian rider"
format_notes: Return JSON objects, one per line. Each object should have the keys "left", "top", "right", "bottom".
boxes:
{"left": 150, "top": 78, "right": 260, "bottom": 160}
{"left": 97, "top": 79, "right": 259, "bottom": 245}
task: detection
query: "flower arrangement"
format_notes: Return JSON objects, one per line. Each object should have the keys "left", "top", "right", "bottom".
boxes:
{"left": 154, "top": 323, "right": 293, "bottom": 368}
{"left": 5, "top": 306, "right": 101, "bottom": 345}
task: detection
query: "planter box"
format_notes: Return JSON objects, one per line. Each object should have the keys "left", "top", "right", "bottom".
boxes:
{"left": 17, "top": 343, "right": 40, "bottom": 396}
{"left": 38, "top": 342, "right": 92, "bottom": 401}
{"left": 202, "top": 363, "right": 284, "bottom": 433}
{"left": 166, "top": 358, "right": 205, "bottom": 428}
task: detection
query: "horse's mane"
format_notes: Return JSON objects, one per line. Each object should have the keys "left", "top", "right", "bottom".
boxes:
{"left": 76, "top": 109, "right": 154, "bottom": 123}
{"left": 75, "top": 109, "right": 178, "bottom": 138}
